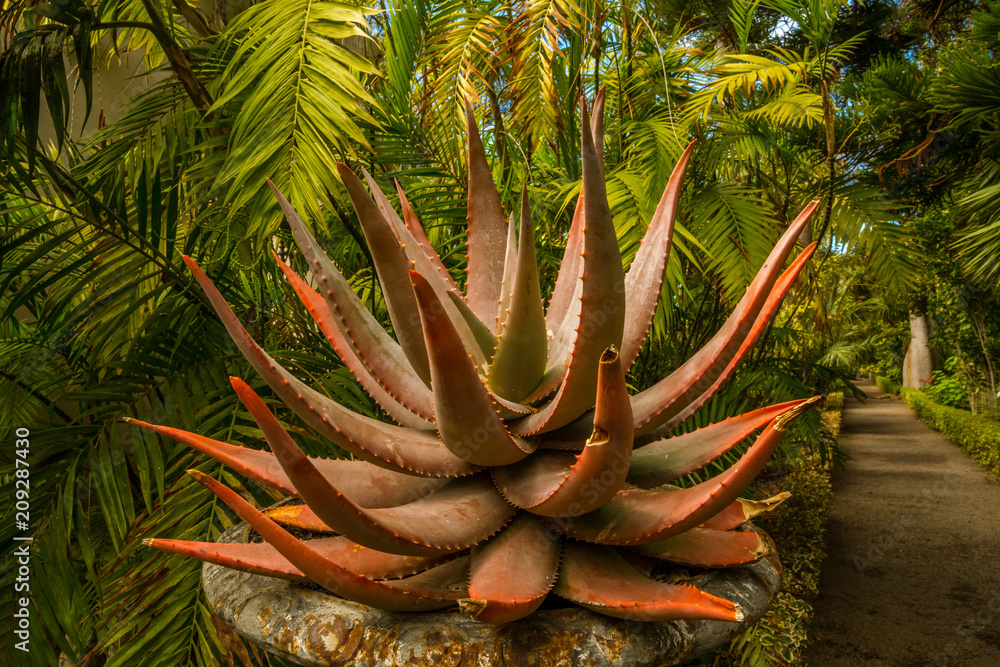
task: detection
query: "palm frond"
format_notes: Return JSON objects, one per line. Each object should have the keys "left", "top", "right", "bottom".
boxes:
{"left": 208, "top": 0, "right": 380, "bottom": 231}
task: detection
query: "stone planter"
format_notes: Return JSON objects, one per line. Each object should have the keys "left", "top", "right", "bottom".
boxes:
{"left": 203, "top": 520, "right": 783, "bottom": 667}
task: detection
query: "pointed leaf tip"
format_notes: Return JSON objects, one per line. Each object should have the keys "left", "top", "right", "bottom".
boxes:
{"left": 464, "top": 93, "right": 508, "bottom": 323}
{"left": 775, "top": 395, "right": 822, "bottom": 430}
{"left": 412, "top": 270, "right": 532, "bottom": 466}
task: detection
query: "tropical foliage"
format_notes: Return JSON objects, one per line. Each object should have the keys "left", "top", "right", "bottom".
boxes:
{"left": 133, "top": 97, "right": 824, "bottom": 631}
{"left": 1, "top": 0, "right": 996, "bottom": 664}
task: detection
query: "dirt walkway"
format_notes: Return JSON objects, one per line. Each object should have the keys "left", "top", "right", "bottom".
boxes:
{"left": 803, "top": 380, "right": 1000, "bottom": 667}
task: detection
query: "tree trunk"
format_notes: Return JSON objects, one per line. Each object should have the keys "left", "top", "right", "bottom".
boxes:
{"left": 902, "top": 313, "right": 935, "bottom": 389}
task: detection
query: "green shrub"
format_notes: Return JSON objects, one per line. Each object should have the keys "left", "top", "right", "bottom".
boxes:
{"left": 824, "top": 391, "right": 844, "bottom": 413}
{"left": 923, "top": 370, "right": 969, "bottom": 408}
{"left": 874, "top": 376, "right": 900, "bottom": 395}
{"left": 903, "top": 389, "right": 1000, "bottom": 476}
{"left": 721, "top": 593, "right": 813, "bottom": 667}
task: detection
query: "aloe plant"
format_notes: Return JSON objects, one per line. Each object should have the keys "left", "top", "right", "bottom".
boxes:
{"left": 132, "top": 91, "right": 821, "bottom": 625}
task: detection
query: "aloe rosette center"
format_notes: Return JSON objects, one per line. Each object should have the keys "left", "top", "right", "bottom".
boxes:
{"left": 135, "top": 90, "right": 822, "bottom": 625}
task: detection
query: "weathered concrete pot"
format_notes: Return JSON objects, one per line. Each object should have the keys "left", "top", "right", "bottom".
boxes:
{"left": 204, "top": 521, "right": 782, "bottom": 667}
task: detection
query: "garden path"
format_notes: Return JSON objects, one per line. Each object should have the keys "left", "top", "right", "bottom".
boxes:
{"left": 803, "top": 379, "right": 1000, "bottom": 667}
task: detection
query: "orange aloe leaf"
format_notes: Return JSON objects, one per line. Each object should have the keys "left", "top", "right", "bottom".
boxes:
{"left": 464, "top": 96, "right": 508, "bottom": 324}
{"left": 511, "top": 100, "right": 625, "bottom": 434}
{"left": 553, "top": 542, "right": 743, "bottom": 622}
{"left": 627, "top": 398, "right": 811, "bottom": 487}
{"left": 183, "top": 255, "right": 480, "bottom": 478}
{"left": 461, "top": 514, "right": 562, "bottom": 624}
{"left": 395, "top": 179, "right": 459, "bottom": 292}
{"left": 337, "top": 164, "right": 431, "bottom": 383}
{"left": 493, "top": 346, "right": 633, "bottom": 517}
{"left": 544, "top": 192, "right": 584, "bottom": 331}
{"left": 410, "top": 271, "right": 533, "bottom": 465}
{"left": 630, "top": 202, "right": 820, "bottom": 437}
{"left": 144, "top": 536, "right": 452, "bottom": 582}
{"left": 620, "top": 141, "right": 695, "bottom": 371}
{"left": 644, "top": 240, "right": 820, "bottom": 437}
{"left": 231, "top": 377, "right": 514, "bottom": 555}
{"left": 627, "top": 527, "right": 769, "bottom": 567}
{"left": 267, "top": 180, "right": 437, "bottom": 420}
{"left": 553, "top": 399, "right": 820, "bottom": 544}
{"left": 271, "top": 250, "right": 432, "bottom": 429}
{"left": 358, "top": 165, "right": 493, "bottom": 365}
{"left": 124, "top": 417, "right": 445, "bottom": 507}
{"left": 185, "top": 470, "right": 464, "bottom": 611}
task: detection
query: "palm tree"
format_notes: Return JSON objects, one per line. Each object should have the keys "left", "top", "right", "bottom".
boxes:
{"left": 2, "top": 0, "right": 902, "bottom": 663}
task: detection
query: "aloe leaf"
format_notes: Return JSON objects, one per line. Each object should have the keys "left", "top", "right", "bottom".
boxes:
{"left": 446, "top": 289, "right": 498, "bottom": 361}
{"left": 272, "top": 250, "right": 433, "bottom": 429}
{"left": 541, "top": 88, "right": 603, "bottom": 332}
{"left": 493, "top": 346, "right": 633, "bottom": 517}
{"left": 540, "top": 90, "right": 610, "bottom": 361}
{"left": 232, "top": 377, "right": 512, "bottom": 555}
{"left": 630, "top": 202, "right": 819, "bottom": 436}
{"left": 591, "top": 86, "right": 606, "bottom": 176}
{"left": 185, "top": 470, "right": 464, "bottom": 611}
{"left": 511, "top": 103, "right": 625, "bottom": 434}
{"left": 337, "top": 164, "right": 431, "bottom": 383}
{"left": 183, "top": 255, "right": 480, "bottom": 478}
{"left": 620, "top": 141, "right": 695, "bottom": 371}
{"left": 544, "top": 192, "right": 585, "bottom": 331}
{"left": 125, "top": 417, "right": 297, "bottom": 495}
{"left": 553, "top": 399, "right": 819, "bottom": 544}
{"left": 360, "top": 165, "right": 407, "bottom": 238}
{"left": 383, "top": 555, "right": 471, "bottom": 599}
{"left": 351, "top": 165, "right": 492, "bottom": 370}
{"left": 553, "top": 542, "right": 743, "bottom": 622}
{"left": 261, "top": 475, "right": 515, "bottom": 552}
{"left": 395, "top": 180, "right": 459, "bottom": 291}
{"left": 627, "top": 528, "right": 769, "bottom": 567}
{"left": 267, "top": 181, "right": 436, "bottom": 420}
{"left": 643, "top": 240, "right": 820, "bottom": 437}
{"left": 124, "top": 417, "right": 446, "bottom": 507}
{"left": 461, "top": 514, "right": 562, "bottom": 624}
{"left": 359, "top": 166, "right": 491, "bottom": 360}
{"left": 410, "top": 271, "right": 534, "bottom": 466}
{"left": 538, "top": 235, "right": 820, "bottom": 452}
{"left": 464, "top": 96, "right": 508, "bottom": 323}
{"left": 489, "top": 189, "right": 548, "bottom": 402}
{"left": 701, "top": 492, "right": 791, "bottom": 531}
{"left": 627, "top": 398, "right": 811, "bottom": 488}
{"left": 143, "top": 536, "right": 452, "bottom": 582}
{"left": 363, "top": 167, "right": 465, "bottom": 307}
{"left": 496, "top": 209, "right": 519, "bottom": 337}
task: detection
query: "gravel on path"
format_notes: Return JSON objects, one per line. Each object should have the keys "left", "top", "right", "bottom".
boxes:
{"left": 803, "top": 380, "right": 1000, "bottom": 667}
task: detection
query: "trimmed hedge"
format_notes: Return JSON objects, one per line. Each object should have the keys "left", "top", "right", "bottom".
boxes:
{"left": 874, "top": 375, "right": 901, "bottom": 395}
{"left": 903, "top": 389, "right": 1000, "bottom": 477}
